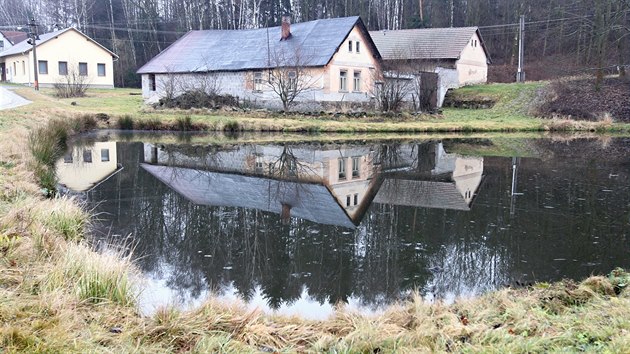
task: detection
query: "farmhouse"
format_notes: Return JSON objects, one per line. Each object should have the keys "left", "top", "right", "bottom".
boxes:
{"left": 369, "top": 27, "right": 491, "bottom": 106}
{"left": 137, "top": 16, "right": 382, "bottom": 110}
{"left": 0, "top": 27, "right": 118, "bottom": 88}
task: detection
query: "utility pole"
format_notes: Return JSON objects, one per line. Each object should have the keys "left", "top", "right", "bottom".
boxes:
{"left": 516, "top": 15, "right": 525, "bottom": 83}
{"left": 27, "top": 18, "right": 40, "bottom": 90}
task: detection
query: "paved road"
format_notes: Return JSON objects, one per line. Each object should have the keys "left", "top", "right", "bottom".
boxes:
{"left": 0, "top": 86, "right": 32, "bottom": 110}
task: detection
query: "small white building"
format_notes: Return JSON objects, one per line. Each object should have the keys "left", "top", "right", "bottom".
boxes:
{"left": 0, "top": 28, "right": 118, "bottom": 88}
{"left": 370, "top": 27, "right": 491, "bottom": 106}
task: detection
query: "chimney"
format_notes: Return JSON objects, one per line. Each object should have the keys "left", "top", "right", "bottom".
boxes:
{"left": 280, "top": 14, "right": 292, "bottom": 41}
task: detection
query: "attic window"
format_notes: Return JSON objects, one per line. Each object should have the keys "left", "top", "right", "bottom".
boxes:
{"left": 348, "top": 41, "right": 353, "bottom": 52}
{"left": 356, "top": 41, "right": 360, "bottom": 53}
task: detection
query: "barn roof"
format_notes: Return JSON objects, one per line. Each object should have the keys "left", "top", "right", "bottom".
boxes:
{"left": 137, "top": 16, "right": 380, "bottom": 74}
{"left": 0, "top": 31, "right": 28, "bottom": 45}
{"left": 0, "top": 27, "right": 118, "bottom": 59}
{"left": 369, "top": 27, "right": 490, "bottom": 63}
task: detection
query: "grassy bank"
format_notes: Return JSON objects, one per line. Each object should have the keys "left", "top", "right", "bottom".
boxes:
{"left": 4, "top": 82, "right": 630, "bottom": 133}
{"left": 0, "top": 94, "right": 628, "bottom": 352}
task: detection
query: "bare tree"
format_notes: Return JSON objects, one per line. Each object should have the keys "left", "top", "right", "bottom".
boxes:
{"left": 263, "top": 46, "right": 319, "bottom": 111}
{"left": 370, "top": 62, "right": 413, "bottom": 112}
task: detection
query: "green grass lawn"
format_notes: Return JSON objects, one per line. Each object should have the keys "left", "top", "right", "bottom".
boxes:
{"left": 4, "top": 82, "right": 630, "bottom": 133}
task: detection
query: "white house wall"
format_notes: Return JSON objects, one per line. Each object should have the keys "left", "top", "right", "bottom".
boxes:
{"left": 455, "top": 31, "right": 488, "bottom": 86}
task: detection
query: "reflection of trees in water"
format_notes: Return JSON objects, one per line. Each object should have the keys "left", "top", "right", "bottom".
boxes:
{"left": 86, "top": 140, "right": 630, "bottom": 310}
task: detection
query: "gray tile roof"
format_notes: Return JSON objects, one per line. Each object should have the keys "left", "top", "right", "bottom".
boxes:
{"left": 0, "top": 27, "right": 118, "bottom": 59}
{"left": 141, "top": 164, "right": 357, "bottom": 229}
{"left": 137, "top": 16, "right": 379, "bottom": 74}
{"left": 373, "top": 178, "right": 471, "bottom": 211}
{"left": 369, "top": 27, "right": 489, "bottom": 62}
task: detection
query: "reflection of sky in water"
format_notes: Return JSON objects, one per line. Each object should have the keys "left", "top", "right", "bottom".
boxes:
{"left": 70, "top": 137, "right": 630, "bottom": 318}
{"left": 140, "top": 267, "right": 383, "bottom": 320}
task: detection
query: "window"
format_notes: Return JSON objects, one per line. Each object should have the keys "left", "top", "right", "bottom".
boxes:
{"left": 63, "top": 152, "right": 73, "bottom": 163}
{"left": 101, "top": 149, "right": 110, "bottom": 162}
{"left": 58, "top": 61, "right": 68, "bottom": 75}
{"left": 13, "top": 62, "right": 16, "bottom": 76}
{"left": 83, "top": 149, "right": 92, "bottom": 163}
{"left": 348, "top": 40, "right": 353, "bottom": 52}
{"left": 38, "top": 60, "right": 48, "bottom": 75}
{"left": 97, "top": 63, "right": 106, "bottom": 77}
{"left": 353, "top": 71, "right": 361, "bottom": 92}
{"left": 356, "top": 41, "right": 360, "bottom": 53}
{"left": 352, "top": 156, "right": 360, "bottom": 177}
{"left": 354, "top": 193, "right": 358, "bottom": 205}
{"left": 253, "top": 71, "right": 263, "bottom": 92}
{"left": 287, "top": 70, "right": 297, "bottom": 88}
{"left": 79, "top": 62, "right": 88, "bottom": 76}
{"left": 0, "top": 40, "right": 3, "bottom": 50}
{"left": 22, "top": 61, "right": 25, "bottom": 75}
{"left": 338, "top": 158, "right": 346, "bottom": 179}
{"left": 339, "top": 70, "right": 347, "bottom": 91}
{"left": 346, "top": 195, "right": 351, "bottom": 207}
{"left": 149, "top": 74, "right": 156, "bottom": 91}
{"left": 255, "top": 156, "right": 264, "bottom": 172}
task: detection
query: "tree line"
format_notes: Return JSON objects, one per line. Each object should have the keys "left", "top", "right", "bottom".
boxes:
{"left": 1, "top": 0, "right": 628, "bottom": 87}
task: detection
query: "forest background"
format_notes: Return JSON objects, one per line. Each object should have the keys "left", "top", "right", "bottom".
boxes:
{"left": 1, "top": 0, "right": 628, "bottom": 88}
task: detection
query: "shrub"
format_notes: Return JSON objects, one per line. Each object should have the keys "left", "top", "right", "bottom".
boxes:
{"left": 53, "top": 67, "right": 90, "bottom": 98}
{"left": 157, "top": 90, "right": 239, "bottom": 109}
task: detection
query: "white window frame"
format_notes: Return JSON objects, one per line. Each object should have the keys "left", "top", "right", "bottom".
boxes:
{"left": 339, "top": 70, "right": 348, "bottom": 92}
{"left": 253, "top": 71, "right": 263, "bottom": 92}
{"left": 353, "top": 71, "right": 362, "bottom": 92}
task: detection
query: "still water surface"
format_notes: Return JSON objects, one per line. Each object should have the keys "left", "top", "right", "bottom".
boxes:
{"left": 57, "top": 134, "right": 630, "bottom": 319}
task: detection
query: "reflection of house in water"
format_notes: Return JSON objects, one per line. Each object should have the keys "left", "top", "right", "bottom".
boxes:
{"left": 374, "top": 143, "right": 484, "bottom": 211}
{"left": 56, "top": 142, "right": 121, "bottom": 192}
{"left": 141, "top": 141, "right": 483, "bottom": 227}
{"left": 143, "top": 143, "right": 380, "bottom": 228}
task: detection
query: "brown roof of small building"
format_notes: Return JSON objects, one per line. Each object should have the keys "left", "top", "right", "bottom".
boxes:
{"left": 369, "top": 27, "right": 490, "bottom": 63}
{"left": 1, "top": 31, "right": 28, "bottom": 45}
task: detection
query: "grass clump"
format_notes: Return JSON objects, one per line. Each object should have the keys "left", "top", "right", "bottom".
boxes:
{"left": 46, "top": 243, "right": 138, "bottom": 306}
{"left": 136, "top": 117, "right": 163, "bottom": 130}
{"left": 28, "top": 120, "right": 69, "bottom": 194}
{"left": 117, "top": 115, "right": 134, "bottom": 130}
{"left": 35, "top": 197, "right": 89, "bottom": 242}
{"left": 223, "top": 120, "right": 241, "bottom": 132}
{"left": 176, "top": 115, "right": 194, "bottom": 131}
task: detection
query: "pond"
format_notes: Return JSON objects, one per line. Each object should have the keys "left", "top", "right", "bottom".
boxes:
{"left": 56, "top": 133, "right": 630, "bottom": 319}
